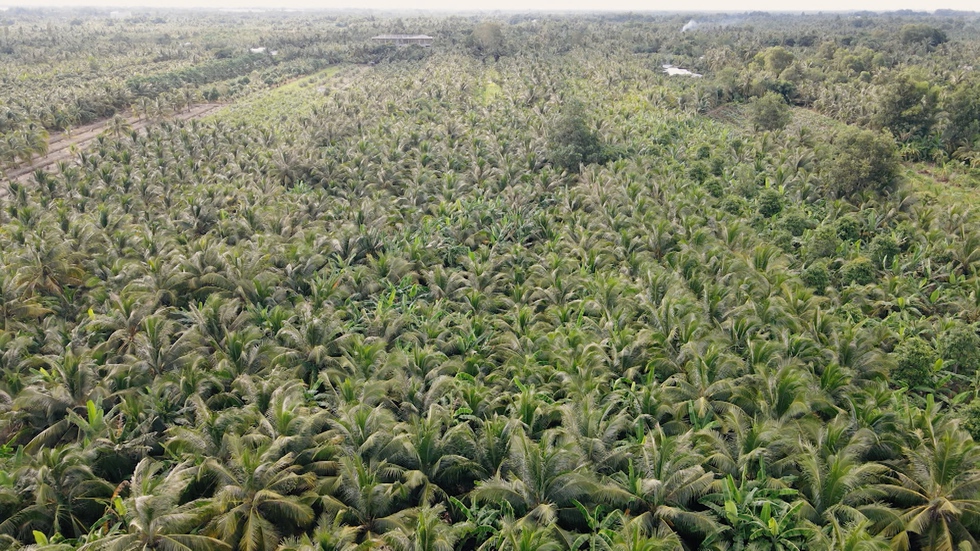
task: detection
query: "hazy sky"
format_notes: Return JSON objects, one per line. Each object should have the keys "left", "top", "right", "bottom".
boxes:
{"left": 9, "top": 0, "right": 979, "bottom": 12}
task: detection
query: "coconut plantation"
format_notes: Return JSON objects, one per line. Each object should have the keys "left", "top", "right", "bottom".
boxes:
{"left": 1, "top": 8, "right": 980, "bottom": 551}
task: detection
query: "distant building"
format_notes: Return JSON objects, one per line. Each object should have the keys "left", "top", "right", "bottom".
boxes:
{"left": 371, "top": 34, "right": 433, "bottom": 47}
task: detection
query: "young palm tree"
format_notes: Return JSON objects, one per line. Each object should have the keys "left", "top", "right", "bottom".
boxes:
{"left": 865, "top": 428, "right": 980, "bottom": 551}
{"left": 203, "top": 436, "right": 317, "bottom": 551}
{"left": 606, "top": 427, "right": 717, "bottom": 544}
{"left": 469, "top": 431, "right": 612, "bottom": 527}
{"left": 381, "top": 504, "right": 464, "bottom": 551}
{"left": 0, "top": 446, "right": 112, "bottom": 541}
{"left": 319, "top": 454, "right": 409, "bottom": 545}
{"left": 388, "top": 405, "right": 478, "bottom": 505}
{"left": 80, "top": 459, "right": 229, "bottom": 551}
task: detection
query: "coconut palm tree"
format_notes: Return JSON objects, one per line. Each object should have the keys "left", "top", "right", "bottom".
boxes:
{"left": 203, "top": 436, "right": 317, "bottom": 551}
{"left": 319, "top": 454, "right": 409, "bottom": 545}
{"left": 608, "top": 436, "right": 715, "bottom": 545}
{"left": 80, "top": 458, "right": 229, "bottom": 551}
{"left": 470, "top": 431, "right": 613, "bottom": 527}
{"left": 0, "top": 445, "right": 112, "bottom": 541}
{"left": 864, "top": 428, "right": 980, "bottom": 551}
{"left": 381, "top": 504, "right": 465, "bottom": 551}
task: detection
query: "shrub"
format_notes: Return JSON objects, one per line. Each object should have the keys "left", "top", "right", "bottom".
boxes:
{"left": 772, "top": 230, "right": 794, "bottom": 253}
{"left": 801, "top": 261, "right": 830, "bottom": 292}
{"left": 938, "top": 324, "right": 980, "bottom": 377}
{"left": 547, "top": 99, "right": 604, "bottom": 173}
{"left": 840, "top": 257, "right": 874, "bottom": 285}
{"left": 720, "top": 196, "right": 749, "bottom": 216}
{"left": 869, "top": 234, "right": 901, "bottom": 268}
{"left": 806, "top": 224, "right": 839, "bottom": 261}
{"left": 892, "top": 337, "right": 936, "bottom": 390}
{"left": 757, "top": 189, "right": 783, "bottom": 218}
{"left": 749, "top": 91, "right": 792, "bottom": 132}
{"left": 710, "top": 157, "right": 726, "bottom": 177}
{"left": 689, "top": 162, "right": 709, "bottom": 183}
{"left": 835, "top": 216, "right": 861, "bottom": 242}
{"left": 705, "top": 178, "right": 724, "bottom": 198}
{"left": 899, "top": 24, "right": 948, "bottom": 47}
{"left": 962, "top": 401, "right": 980, "bottom": 441}
{"left": 826, "top": 127, "right": 901, "bottom": 198}
{"left": 780, "top": 210, "right": 812, "bottom": 237}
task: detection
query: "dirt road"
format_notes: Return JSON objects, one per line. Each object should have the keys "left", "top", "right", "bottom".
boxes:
{"left": 0, "top": 66, "right": 363, "bottom": 198}
{"left": 1, "top": 103, "right": 225, "bottom": 190}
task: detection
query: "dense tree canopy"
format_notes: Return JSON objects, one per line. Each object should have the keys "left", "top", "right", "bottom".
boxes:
{"left": 0, "top": 8, "right": 980, "bottom": 551}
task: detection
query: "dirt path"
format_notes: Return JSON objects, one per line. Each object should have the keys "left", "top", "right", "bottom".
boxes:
{"left": 0, "top": 65, "right": 365, "bottom": 197}
{"left": 1, "top": 103, "right": 225, "bottom": 189}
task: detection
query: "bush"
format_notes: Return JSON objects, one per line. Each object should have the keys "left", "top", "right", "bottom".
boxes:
{"left": 710, "top": 157, "right": 726, "bottom": 177}
{"left": 705, "top": 178, "right": 724, "bottom": 198}
{"left": 899, "top": 24, "right": 948, "bottom": 47}
{"left": 772, "top": 230, "right": 794, "bottom": 253}
{"left": 806, "top": 224, "right": 839, "bottom": 261}
{"left": 749, "top": 91, "right": 792, "bottom": 132}
{"left": 962, "top": 401, "right": 980, "bottom": 441}
{"left": 835, "top": 216, "right": 861, "bottom": 242}
{"left": 801, "top": 261, "right": 830, "bottom": 292}
{"left": 757, "top": 189, "right": 783, "bottom": 218}
{"left": 874, "top": 71, "right": 939, "bottom": 140}
{"left": 689, "top": 162, "right": 709, "bottom": 183}
{"left": 720, "top": 196, "right": 749, "bottom": 216}
{"left": 939, "top": 324, "right": 980, "bottom": 377}
{"left": 547, "top": 99, "right": 604, "bottom": 173}
{"left": 840, "top": 257, "right": 874, "bottom": 285}
{"left": 826, "top": 127, "right": 901, "bottom": 198}
{"left": 869, "top": 234, "right": 901, "bottom": 268}
{"left": 893, "top": 337, "right": 936, "bottom": 390}
{"left": 780, "top": 210, "right": 812, "bottom": 237}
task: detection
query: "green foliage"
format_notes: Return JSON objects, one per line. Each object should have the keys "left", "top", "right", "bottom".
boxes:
{"left": 705, "top": 177, "right": 724, "bottom": 198}
{"left": 962, "top": 401, "right": 980, "bottom": 441}
{"left": 899, "top": 24, "right": 948, "bottom": 47}
{"left": 689, "top": 161, "right": 709, "bottom": 183}
{"left": 3, "top": 11, "right": 980, "bottom": 551}
{"left": 874, "top": 70, "right": 940, "bottom": 141}
{"left": 720, "top": 195, "right": 750, "bottom": 216}
{"left": 840, "top": 257, "right": 875, "bottom": 286}
{"left": 806, "top": 224, "right": 839, "bottom": 261}
{"left": 762, "top": 46, "right": 795, "bottom": 74}
{"left": 801, "top": 261, "right": 830, "bottom": 292}
{"left": 126, "top": 54, "right": 271, "bottom": 99}
{"left": 893, "top": 337, "right": 937, "bottom": 389}
{"left": 834, "top": 216, "right": 862, "bottom": 242}
{"left": 869, "top": 234, "right": 900, "bottom": 269}
{"left": 757, "top": 188, "right": 783, "bottom": 218}
{"left": 779, "top": 210, "right": 811, "bottom": 237}
{"left": 938, "top": 324, "right": 980, "bottom": 377}
{"left": 826, "top": 127, "right": 901, "bottom": 198}
{"left": 749, "top": 92, "right": 792, "bottom": 132}
{"left": 546, "top": 99, "right": 605, "bottom": 173}
{"left": 469, "top": 22, "right": 506, "bottom": 61}
{"left": 943, "top": 75, "right": 980, "bottom": 151}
